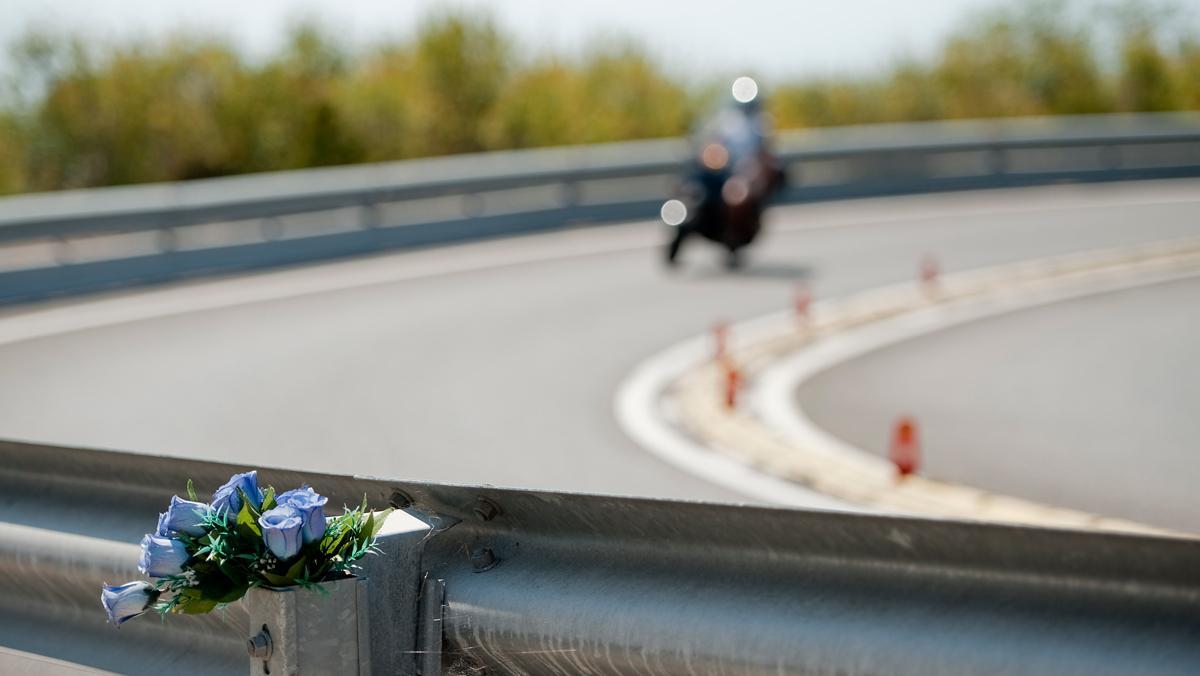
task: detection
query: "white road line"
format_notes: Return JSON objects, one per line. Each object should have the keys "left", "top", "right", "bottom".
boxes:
{"left": 618, "top": 237, "right": 1200, "bottom": 515}
{"left": 754, "top": 266, "right": 1200, "bottom": 457}
{"left": 612, "top": 329, "right": 863, "bottom": 512}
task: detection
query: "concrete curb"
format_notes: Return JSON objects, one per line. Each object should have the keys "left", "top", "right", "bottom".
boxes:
{"left": 621, "top": 237, "right": 1200, "bottom": 536}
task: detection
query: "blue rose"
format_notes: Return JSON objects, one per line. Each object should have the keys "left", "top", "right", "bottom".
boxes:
{"left": 277, "top": 486, "right": 329, "bottom": 544}
{"left": 155, "top": 511, "right": 171, "bottom": 538}
{"left": 101, "top": 581, "right": 159, "bottom": 626}
{"left": 138, "top": 534, "right": 190, "bottom": 578}
{"left": 211, "top": 471, "right": 262, "bottom": 515}
{"left": 156, "top": 496, "right": 211, "bottom": 537}
{"left": 259, "top": 506, "right": 303, "bottom": 560}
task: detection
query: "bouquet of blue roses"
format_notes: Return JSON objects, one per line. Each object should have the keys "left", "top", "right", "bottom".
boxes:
{"left": 101, "top": 471, "right": 390, "bottom": 626}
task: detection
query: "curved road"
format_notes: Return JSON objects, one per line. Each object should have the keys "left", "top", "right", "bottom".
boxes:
{"left": 1, "top": 179, "right": 1199, "bottom": 514}
{"left": 796, "top": 274, "right": 1200, "bottom": 532}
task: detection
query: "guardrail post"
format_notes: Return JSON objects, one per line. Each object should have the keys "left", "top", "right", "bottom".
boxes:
{"left": 259, "top": 217, "right": 284, "bottom": 242}
{"left": 559, "top": 181, "right": 580, "bottom": 208}
{"left": 156, "top": 227, "right": 178, "bottom": 254}
{"left": 359, "top": 202, "right": 381, "bottom": 230}
{"left": 987, "top": 146, "right": 1007, "bottom": 175}
{"left": 416, "top": 574, "right": 446, "bottom": 676}
{"left": 244, "top": 507, "right": 432, "bottom": 675}
{"left": 246, "top": 577, "right": 370, "bottom": 676}
{"left": 461, "top": 193, "right": 485, "bottom": 218}
{"left": 52, "top": 234, "right": 73, "bottom": 266}
{"left": 1101, "top": 144, "right": 1123, "bottom": 171}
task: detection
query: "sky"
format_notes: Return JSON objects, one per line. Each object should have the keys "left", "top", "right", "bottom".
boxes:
{"left": 0, "top": 0, "right": 1009, "bottom": 79}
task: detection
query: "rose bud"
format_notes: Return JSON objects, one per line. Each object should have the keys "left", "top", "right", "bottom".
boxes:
{"left": 138, "top": 534, "right": 190, "bottom": 578}
{"left": 100, "top": 581, "right": 159, "bottom": 626}
{"left": 156, "top": 496, "right": 211, "bottom": 537}
{"left": 211, "top": 471, "right": 262, "bottom": 515}
{"left": 277, "top": 486, "right": 329, "bottom": 544}
{"left": 259, "top": 506, "right": 304, "bottom": 561}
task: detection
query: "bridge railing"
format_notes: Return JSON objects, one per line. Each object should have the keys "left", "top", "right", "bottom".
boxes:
{"left": 1, "top": 439, "right": 1197, "bottom": 674}
{"left": 1, "top": 113, "right": 1198, "bottom": 304}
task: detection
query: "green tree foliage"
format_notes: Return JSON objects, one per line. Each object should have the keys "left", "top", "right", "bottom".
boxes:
{"left": 1118, "top": 27, "right": 1180, "bottom": 111}
{"left": 0, "top": 1, "right": 1196, "bottom": 195}
{"left": 408, "top": 12, "right": 510, "bottom": 155}
{"left": 333, "top": 47, "right": 418, "bottom": 162}
{"left": 0, "top": 113, "right": 25, "bottom": 193}
{"left": 483, "top": 45, "right": 693, "bottom": 148}
{"left": 1177, "top": 39, "right": 1200, "bottom": 108}
{"left": 773, "top": 0, "right": 1199, "bottom": 127}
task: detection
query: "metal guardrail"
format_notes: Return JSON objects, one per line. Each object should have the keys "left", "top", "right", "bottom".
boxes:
{"left": 1, "top": 439, "right": 1197, "bottom": 674}
{"left": 0, "top": 113, "right": 1198, "bottom": 305}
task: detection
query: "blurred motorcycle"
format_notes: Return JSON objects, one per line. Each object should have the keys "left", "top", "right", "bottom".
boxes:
{"left": 662, "top": 77, "right": 785, "bottom": 269}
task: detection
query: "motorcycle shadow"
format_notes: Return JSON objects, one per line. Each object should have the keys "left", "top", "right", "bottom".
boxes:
{"left": 683, "top": 260, "right": 815, "bottom": 281}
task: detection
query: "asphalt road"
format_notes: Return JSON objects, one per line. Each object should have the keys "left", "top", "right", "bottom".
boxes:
{"left": 2, "top": 179, "right": 1199, "bottom": 514}
{"left": 796, "top": 274, "right": 1200, "bottom": 533}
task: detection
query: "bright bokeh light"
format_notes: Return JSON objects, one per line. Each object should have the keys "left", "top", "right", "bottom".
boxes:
{"left": 731, "top": 76, "right": 758, "bottom": 103}
{"left": 660, "top": 199, "right": 688, "bottom": 226}
{"left": 701, "top": 143, "right": 730, "bottom": 171}
{"left": 721, "top": 177, "right": 750, "bottom": 206}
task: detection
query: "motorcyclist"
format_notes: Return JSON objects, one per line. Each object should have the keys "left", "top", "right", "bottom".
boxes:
{"left": 665, "top": 77, "right": 784, "bottom": 268}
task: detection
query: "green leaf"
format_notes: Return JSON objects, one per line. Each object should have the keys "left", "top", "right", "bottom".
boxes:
{"left": 236, "top": 504, "right": 261, "bottom": 540}
{"left": 214, "top": 583, "right": 250, "bottom": 604}
{"left": 322, "top": 529, "right": 351, "bottom": 558}
{"left": 171, "top": 588, "right": 219, "bottom": 615}
{"left": 260, "top": 571, "right": 291, "bottom": 587}
{"left": 237, "top": 487, "right": 262, "bottom": 518}
{"left": 260, "top": 554, "right": 309, "bottom": 586}
{"left": 368, "top": 508, "right": 394, "bottom": 538}
{"left": 177, "top": 597, "right": 219, "bottom": 614}
{"left": 186, "top": 479, "right": 198, "bottom": 501}
{"left": 260, "top": 486, "right": 276, "bottom": 512}
{"left": 189, "top": 561, "right": 219, "bottom": 578}
{"left": 284, "top": 555, "right": 307, "bottom": 581}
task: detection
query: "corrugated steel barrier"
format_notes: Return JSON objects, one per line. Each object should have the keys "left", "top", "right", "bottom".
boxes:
{"left": 1, "top": 440, "right": 1197, "bottom": 674}
{"left": 1, "top": 113, "right": 1198, "bottom": 305}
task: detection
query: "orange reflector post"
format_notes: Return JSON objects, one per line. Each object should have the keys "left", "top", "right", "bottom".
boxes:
{"left": 713, "top": 321, "right": 729, "bottom": 360}
{"left": 889, "top": 416, "right": 921, "bottom": 478}
{"left": 794, "top": 284, "right": 812, "bottom": 323}
{"left": 920, "top": 255, "right": 940, "bottom": 288}
{"left": 722, "top": 359, "right": 741, "bottom": 410}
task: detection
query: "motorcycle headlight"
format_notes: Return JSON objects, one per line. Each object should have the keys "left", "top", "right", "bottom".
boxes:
{"left": 732, "top": 76, "right": 758, "bottom": 103}
{"left": 660, "top": 199, "right": 688, "bottom": 226}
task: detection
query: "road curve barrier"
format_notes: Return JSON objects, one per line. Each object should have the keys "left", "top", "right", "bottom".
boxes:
{"left": 1, "top": 113, "right": 1198, "bottom": 305}
{"left": 1, "top": 439, "right": 1198, "bottom": 674}
{"left": 620, "top": 238, "right": 1200, "bottom": 537}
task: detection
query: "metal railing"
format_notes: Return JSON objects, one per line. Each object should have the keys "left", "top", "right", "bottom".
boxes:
{"left": 1, "top": 439, "right": 1197, "bottom": 674}
{"left": 1, "top": 113, "right": 1198, "bottom": 305}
